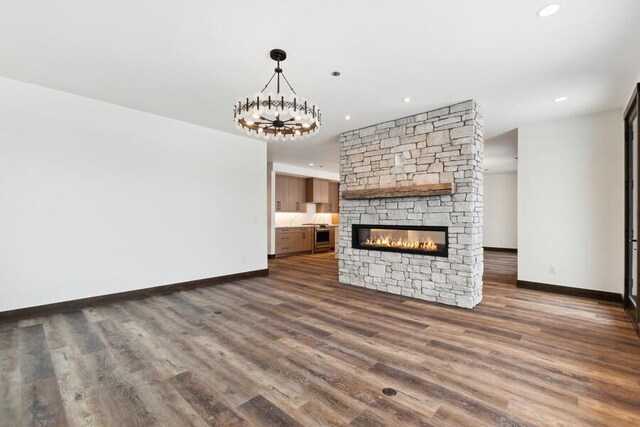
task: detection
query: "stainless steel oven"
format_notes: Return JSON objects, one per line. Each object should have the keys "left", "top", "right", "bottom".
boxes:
{"left": 314, "top": 227, "right": 331, "bottom": 253}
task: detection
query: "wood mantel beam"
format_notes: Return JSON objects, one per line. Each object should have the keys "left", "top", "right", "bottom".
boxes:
{"left": 342, "top": 183, "right": 455, "bottom": 200}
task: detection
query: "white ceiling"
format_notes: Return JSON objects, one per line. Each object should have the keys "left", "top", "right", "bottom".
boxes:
{"left": 1, "top": 0, "right": 639, "bottom": 173}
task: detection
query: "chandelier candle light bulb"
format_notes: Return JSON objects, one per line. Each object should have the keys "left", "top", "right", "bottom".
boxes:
{"left": 233, "top": 49, "right": 321, "bottom": 141}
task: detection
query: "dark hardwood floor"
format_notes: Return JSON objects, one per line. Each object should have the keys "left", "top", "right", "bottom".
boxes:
{"left": 2, "top": 250, "right": 640, "bottom": 426}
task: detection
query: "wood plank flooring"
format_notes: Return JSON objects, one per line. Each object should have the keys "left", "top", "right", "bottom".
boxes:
{"left": 2, "top": 250, "right": 640, "bottom": 426}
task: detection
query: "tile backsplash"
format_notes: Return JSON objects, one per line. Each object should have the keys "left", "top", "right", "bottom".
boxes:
{"left": 275, "top": 204, "right": 334, "bottom": 227}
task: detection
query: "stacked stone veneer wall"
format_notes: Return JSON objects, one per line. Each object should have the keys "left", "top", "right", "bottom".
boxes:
{"left": 338, "top": 100, "right": 484, "bottom": 308}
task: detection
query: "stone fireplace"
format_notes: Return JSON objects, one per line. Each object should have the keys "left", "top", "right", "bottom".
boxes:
{"left": 338, "top": 100, "right": 483, "bottom": 308}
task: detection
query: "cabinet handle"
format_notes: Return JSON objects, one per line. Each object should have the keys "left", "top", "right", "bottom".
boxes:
{"left": 276, "top": 201, "right": 281, "bottom": 210}
{"left": 296, "top": 202, "right": 300, "bottom": 211}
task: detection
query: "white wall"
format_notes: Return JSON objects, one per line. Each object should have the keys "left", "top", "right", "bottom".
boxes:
{"left": 518, "top": 110, "right": 623, "bottom": 293}
{"left": 0, "top": 77, "right": 267, "bottom": 312}
{"left": 483, "top": 173, "right": 517, "bottom": 249}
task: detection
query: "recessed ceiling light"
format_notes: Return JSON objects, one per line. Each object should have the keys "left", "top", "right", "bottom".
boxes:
{"left": 538, "top": 4, "right": 560, "bottom": 18}
{"left": 403, "top": 97, "right": 411, "bottom": 103}
{"left": 554, "top": 96, "right": 568, "bottom": 103}
{"left": 344, "top": 115, "right": 351, "bottom": 120}
{"left": 308, "top": 163, "right": 315, "bottom": 166}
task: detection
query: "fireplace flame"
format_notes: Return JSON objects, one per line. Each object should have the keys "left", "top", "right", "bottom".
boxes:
{"left": 365, "top": 234, "right": 438, "bottom": 251}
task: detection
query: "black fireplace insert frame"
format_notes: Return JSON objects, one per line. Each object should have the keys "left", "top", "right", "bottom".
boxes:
{"left": 352, "top": 224, "right": 449, "bottom": 257}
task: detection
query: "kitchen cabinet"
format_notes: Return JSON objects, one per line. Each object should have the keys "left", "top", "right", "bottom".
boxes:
{"left": 329, "top": 226, "right": 336, "bottom": 249}
{"left": 306, "top": 178, "right": 329, "bottom": 203}
{"left": 275, "top": 227, "right": 313, "bottom": 256}
{"left": 329, "top": 181, "right": 339, "bottom": 212}
{"left": 316, "top": 181, "right": 339, "bottom": 213}
{"left": 294, "top": 228, "right": 313, "bottom": 252}
{"left": 275, "top": 175, "right": 307, "bottom": 212}
{"left": 293, "top": 178, "right": 307, "bottom": 212}
{"left": 275, "top": 228, "right": 294, "bottom": 254}
{"left": 275, "top": 175, "right": 287, "bottom": 212}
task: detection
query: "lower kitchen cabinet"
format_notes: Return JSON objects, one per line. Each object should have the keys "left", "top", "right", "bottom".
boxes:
{"left": 275, "top": 227, "right": 313, "bottom": 256}
{"left": 275, "top": 229, "right": 294, "bottom": 254}
{"left": 294, "top": 229, "right": 313, "bottom": 252}
{"left": 329, "top": 226, "right": 336, "bottom": 249}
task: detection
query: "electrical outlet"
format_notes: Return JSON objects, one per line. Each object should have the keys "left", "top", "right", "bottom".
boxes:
{"left": 550, "top": 264, "right": 557, "bottom": 274}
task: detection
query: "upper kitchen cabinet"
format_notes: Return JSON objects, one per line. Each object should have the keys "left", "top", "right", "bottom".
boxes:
{"left": 289, "top": 176, "right": 307, "bottom": 212}
{"left": 275, "top": 174, "right": 307, "bottom": 212}
{"left": 316, "top": 181, "right": 339, "bottom": 213}
{"left": 275, "top": 175, "right": 286, "bottom": 212}
{"left": 329, "top": 181, "right": 339, "bottom": 212}
{"left": 306, "top": 178, "right": 329, "bottom": 204}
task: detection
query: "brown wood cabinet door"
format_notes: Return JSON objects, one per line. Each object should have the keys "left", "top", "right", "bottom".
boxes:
{"left": 297, "top": 178, "right": 307, "bottom": 212}
{"left": 287, "top": 177, "right": 307, "bottom": 212}
{"left": 294, "top": 230, "right": 312, "bottom": 252}
{"left": 276, "top": 176, "right": 307, "bottom": 212}
{"left": 306, "top": 178, "right": 330, "bottom": 203}
{"left": 318, "top": 180, "right": 329, "bottom": 203}
{"left": 275, "top": 175, "right": 288, "bottom": 212}
{"left": 275, "top": 229, "right": 295, "bottom": 254}
{"left": 315, "top": 181, "right": 338, "bottom": 213}
{"left": 305, "top": 178, "right": 314, "bottom": 202}
{"left": 302, "top": 229, "right": 313, "bottom": 250}
{"left": 329, "top": 182, "right": 339, "bottom": 213}
{"left": 287, "top": 177, "right": 298, "bottom": 212}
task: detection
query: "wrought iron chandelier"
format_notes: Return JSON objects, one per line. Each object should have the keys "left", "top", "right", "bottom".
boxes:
{"left": 233, "top": 49, "right": 321, "bottom": 141}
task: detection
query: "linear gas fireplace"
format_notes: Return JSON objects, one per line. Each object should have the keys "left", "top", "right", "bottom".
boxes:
{"left": 352, "top": 224, "right": 448, "bottom": 257}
